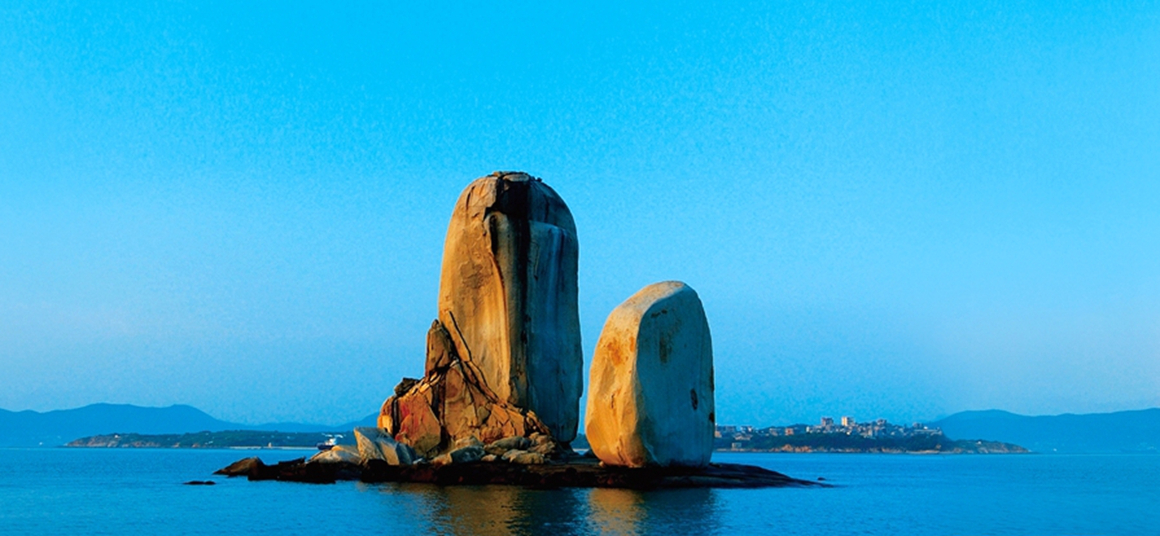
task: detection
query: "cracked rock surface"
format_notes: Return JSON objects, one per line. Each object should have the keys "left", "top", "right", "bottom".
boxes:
{"left": 378, "top": 172, "right": 583, "bottom": 457}
{"left": 434, "top": 172, "right": 582, "bottom": 443}
{"left": 585, "top": 281, "right": 715, "bottom": 468}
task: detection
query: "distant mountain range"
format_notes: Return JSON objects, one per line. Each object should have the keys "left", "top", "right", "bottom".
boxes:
{"left": 0, "top": 403, "right": 378, "bottom": 447}
{"left": 933, "top": 408, "right": 1160, "bottom": 453}
{"left": 5, "top": 403, "right": 1158, "bottom": 452}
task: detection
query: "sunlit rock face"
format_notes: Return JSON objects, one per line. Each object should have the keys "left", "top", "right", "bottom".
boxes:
{"left": 585, "top": 281, "right": 715, "bottom": 467}
{"left": 435, "top": 171, "right": 582, "bottom": 443}
{"left": 378, "top": 319, "right": 550, "bottom": 459}
{"left": 354, "top": 427, "right": 417, "bottom": 466}
{"left": 307, "top": 444, "right": 361, "bottom": 465}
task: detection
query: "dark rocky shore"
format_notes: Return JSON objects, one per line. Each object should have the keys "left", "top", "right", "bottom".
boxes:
{"left": 214, "top": 455, "right": 822, "bottom": 489}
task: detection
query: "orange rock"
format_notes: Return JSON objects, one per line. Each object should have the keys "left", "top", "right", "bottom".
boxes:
{"left": 435, "top": 172, "right": 582, "bottom": 442}
{"left": 378, "top": 347, "right": 549, "bottom": 458}
{"left": 424, "top": 320, "right": 456, "bottom": 376}
{"left": 585, "top": 281, "right": 715, "bottom": 468}
{"left": 394, "top": 390, "right": 442, "bottom": 457}
{"left": 376, "top": 173, "right": 583, "bottom": 455}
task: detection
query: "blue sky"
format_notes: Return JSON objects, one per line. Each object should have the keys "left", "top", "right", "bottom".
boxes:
{"left": 2, "top": 1, "right": 1158, "bottom": 426}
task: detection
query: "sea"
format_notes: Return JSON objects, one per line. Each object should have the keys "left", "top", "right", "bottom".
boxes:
{"left": 1, "top": 448, "right": 1157, "bottom": 535}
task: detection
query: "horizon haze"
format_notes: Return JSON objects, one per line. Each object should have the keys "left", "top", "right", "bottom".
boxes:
{"left": 2, "top": 1, "right": 1158, "bottom": 427}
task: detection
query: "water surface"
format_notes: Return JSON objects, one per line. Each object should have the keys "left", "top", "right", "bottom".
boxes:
{"left": 1, "top": 448, "right": 1155, "bottom": 535}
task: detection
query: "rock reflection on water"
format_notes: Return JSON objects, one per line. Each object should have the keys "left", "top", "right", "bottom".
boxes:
{"left": 364, "top": 482, "right": 723, "bottom": 536}
{"left": 586, "top": 488, "right": 642, "bottom": 534}
{"left": 411, "top": 484, "right": 591, "bottom": 535}
{"left": 588, "top": 488, "right": 721, "bottom": 536}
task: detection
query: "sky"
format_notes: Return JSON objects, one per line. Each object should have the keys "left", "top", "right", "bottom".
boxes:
{"left": 2, "top": 1, "right": 1158, "bottom": 427}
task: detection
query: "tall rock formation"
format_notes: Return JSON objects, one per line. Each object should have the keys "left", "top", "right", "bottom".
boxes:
{"left": 378, "top": 172, "right": 583, "bottom": 456}
{"left": 585, "top": 281, "right": 715, "bottom": 467}
{"left": 436, "top": 171, "right": 582, "bottom": 443}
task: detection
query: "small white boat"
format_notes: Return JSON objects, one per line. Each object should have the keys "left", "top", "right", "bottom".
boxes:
{"left": 316, "top": 436, "right": 338, "bottom": 451}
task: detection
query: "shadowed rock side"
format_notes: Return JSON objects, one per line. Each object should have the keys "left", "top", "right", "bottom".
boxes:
{"left": 435, "top": 171, "right": 582, "bottom": 443}
{"left": 586, "top": 281, "right": 715, "bottom": 467}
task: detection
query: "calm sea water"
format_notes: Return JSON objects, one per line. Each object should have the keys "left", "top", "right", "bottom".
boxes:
{"left": 1, "top": 448, "right": 1156, "bottom": 535}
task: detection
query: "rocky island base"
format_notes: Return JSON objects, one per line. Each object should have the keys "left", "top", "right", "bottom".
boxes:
{"left": 214, "top": 455, "right": 821, "bottom": 489}
{"left": 206, "top": 174, "right": 813, "bottom": 492}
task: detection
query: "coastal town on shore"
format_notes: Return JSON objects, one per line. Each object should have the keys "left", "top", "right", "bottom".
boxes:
{"left": 709, "top": 416, "right": 1014, "bottom": 453}
{"left": 718, "top": 416, "right": 941, "bottom": 444}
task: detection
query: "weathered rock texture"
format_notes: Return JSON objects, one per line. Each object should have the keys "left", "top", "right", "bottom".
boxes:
{"left": 378, "top": 320, "right": 551, "bottom": 459}
{"left": 585, "top": 281, "right": 715, "bottom": 467}
{"left": 354, "top": 427, "right": 416, "bottom": 466}
{"left": 307, "top": 444, "right": 362, "bottom": 465}
{"left": 436, "top": 171, "right": 582, "bottom": 443}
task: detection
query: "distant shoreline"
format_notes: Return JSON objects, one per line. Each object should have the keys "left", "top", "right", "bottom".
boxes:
{"left": 714, "top": 434, "right": 1028, "bottom": 454}
{"left": 65, "top": 431, "right": 353, "bottom": 450}
{"left": 714, "top": 448, "right": 1027, "bottom": 454}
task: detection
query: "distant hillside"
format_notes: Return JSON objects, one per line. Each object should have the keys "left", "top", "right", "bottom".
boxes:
{"left": 67, "top": 430, "right": 356, "bottom": 449}
{"left": 334, "top": 413, "right": 380, "bottom": 431}
{"left": 934, "top": 409, "right": 1160, "bottom": 453}
{"left": 0, "top": 404, "right": 379, "bottom": 447}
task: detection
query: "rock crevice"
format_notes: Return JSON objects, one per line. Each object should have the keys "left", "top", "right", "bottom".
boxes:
{"left": 378, "top": 172, "right": 582, "bottom": 456}
{"left": 434, "top": 172, "right": 582, "bottom": 443}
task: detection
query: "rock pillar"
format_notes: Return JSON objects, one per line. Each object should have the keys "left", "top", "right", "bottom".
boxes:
{"left": 436, "top": 172, "right": 582, "bottom": 443}
{"left": 585, "top": 281, "right": 715, "bottom": 467}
